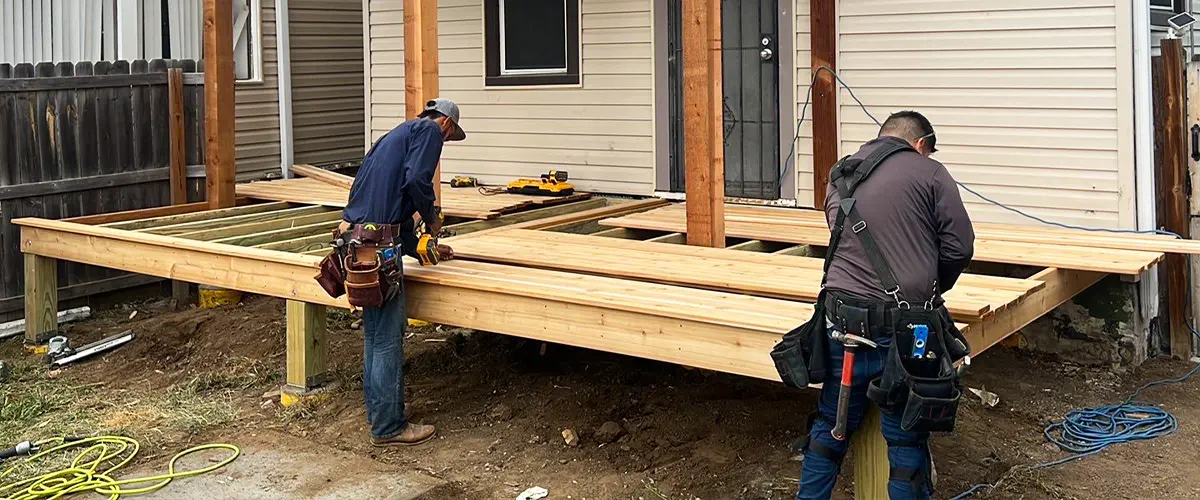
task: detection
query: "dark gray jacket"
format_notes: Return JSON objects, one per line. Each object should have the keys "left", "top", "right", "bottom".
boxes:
{"left": 823, "top": 136, "right": 975, "bottom": 303}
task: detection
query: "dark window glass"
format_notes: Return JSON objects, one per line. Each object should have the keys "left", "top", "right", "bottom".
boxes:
{"left": 503, "top": 0, "right": 567, "bottom": 72}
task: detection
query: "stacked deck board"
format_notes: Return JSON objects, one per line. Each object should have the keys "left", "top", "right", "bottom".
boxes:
{"left": 235, "top": 177, "right": 592, "bottom": 220}
{"left": 450, "top": 229, "right": 1037, "bottom": 322}
{"left": 599, "top": 204, "right": 1166, "bottom": 275}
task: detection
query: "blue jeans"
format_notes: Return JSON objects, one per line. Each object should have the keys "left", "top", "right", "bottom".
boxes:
{"left": 362, "top": 292, "right": 407, "bottom": 439}
{"left": 796, "top": 332, "right": 931, "bottom": 500}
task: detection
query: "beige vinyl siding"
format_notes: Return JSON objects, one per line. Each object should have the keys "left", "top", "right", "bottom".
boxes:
{"left": 234, "top": 0, "right": 281, "bottom": 180}
{"left": 365, "top": 0, "right": 656, "bottom": 195}
{"left": 289, "top": 0, "right": 365, "bottom": 165}
{"left": 793, "top": 0, "right": 813, "bottom": 206}
{"left": 832, "top": 0, "right": 1133, "bottom": 228}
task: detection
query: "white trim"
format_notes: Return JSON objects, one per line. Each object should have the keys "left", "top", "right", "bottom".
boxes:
{"left": 234, "top": 0, "right": 265, "bottom": 83}
{"left": 275, "top": 0, "right": 294, "bottom": 178}
{"left": 1133, "top": 0, "right": 1161, "bottom": 347}
{"left": 497, "top": 0, "right": 570, "bottom": 76}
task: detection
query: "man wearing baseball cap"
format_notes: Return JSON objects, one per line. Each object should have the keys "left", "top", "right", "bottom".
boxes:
{"left": 341, "top": 97, "right": 466, "bottom": 447}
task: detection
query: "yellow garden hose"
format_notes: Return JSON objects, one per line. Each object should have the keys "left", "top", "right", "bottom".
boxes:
{"left": 0, "top": 436, "right": 239, "bottom": 500}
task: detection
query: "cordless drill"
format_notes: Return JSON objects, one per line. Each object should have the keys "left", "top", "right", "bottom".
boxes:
{"left": 413, "top": 209, "right": 444, "bottom": 266}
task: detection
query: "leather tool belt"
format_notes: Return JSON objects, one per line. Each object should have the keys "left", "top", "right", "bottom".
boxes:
{"left": 315, "top": 223, "right": 404, "bottom": 309}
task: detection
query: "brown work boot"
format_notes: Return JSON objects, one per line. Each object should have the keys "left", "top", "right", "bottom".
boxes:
{"left": 372, "top": 423, "right": 436, "bottom": 447}
{"left": 404, "top": 402, "right": 415, "bottom": 421}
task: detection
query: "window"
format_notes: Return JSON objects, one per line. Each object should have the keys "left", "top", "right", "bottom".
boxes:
{"left": 231, "top": 0, "right": 263, "bottom": 82}
{"left": 484, "top": 0, "right": 580, "bottom": 86}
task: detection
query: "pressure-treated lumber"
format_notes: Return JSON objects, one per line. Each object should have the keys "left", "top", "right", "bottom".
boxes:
{"left": 1159, "top": 38, "right": 1192, "bottom": 358}
{"left": 203, "top": 0, "right": 235, "bottom": 208}
{"left": 851, "top": 406, "right": 889, "bottom": 500}
{"left": 404, "top": 0, "right": 441, "bottom": 202}
{"left": 24, "top": 254, "right": 58, "bottom": 343}
{"left": 973, "top": 268, "right": 1105, "bottom": 356}
{"left": 102, "top": 201, "right": 289, "bottom": 230}
{"left": 235, "top": 177, "right": 595, "bottom": 220}
{"left": 452, "top": 229, "right": 1025, "bottom": 322}
{"left": 681, "top": 0, "right": 724, "bottom": 247}
{"left": 286, "top": 300, "right": 328, "bottom": 390}
{"left": 145, "top": 206, "right": 333, "bottom": 236}
{"left": 454, "top": 198, "right": 669, "bottom": 240}
{"left": 212, "top": 221, "right": 340, "bottom": 247}
{"left": 65, "top": 199, "right": 244, "bottom": 226}
{"left": 175, "top": 211, "right": 344, "bottom": 241}
{"left": 810, "top": 0, "right": 837, "bottom": 208}
{"left": 601, "top": 207, "right": 1164, "bottom": 275}
{"left": 290, "top": 164, "right": 353, "bottom": 190}
{"left": 168, "top": 68, "right": 187, "bottom": 205}
{"left": 657, "top": 203, "right": 1200, "bottom": 255}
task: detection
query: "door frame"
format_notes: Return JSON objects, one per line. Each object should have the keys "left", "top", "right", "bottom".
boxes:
{"left": 652, "top": 0, "right": 795, "bottom": 202}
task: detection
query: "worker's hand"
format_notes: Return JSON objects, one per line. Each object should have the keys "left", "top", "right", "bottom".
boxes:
{"left": 436, "top": 244, "right": 455, "bottom": 261}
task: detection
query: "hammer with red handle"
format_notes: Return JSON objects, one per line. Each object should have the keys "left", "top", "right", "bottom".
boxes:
{"left": 829, "top": 331, "right": 879, "bottom": 441}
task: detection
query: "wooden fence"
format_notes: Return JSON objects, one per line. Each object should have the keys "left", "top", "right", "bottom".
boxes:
{"left": 0, "top": 59, "right": 206, "bottom": 320}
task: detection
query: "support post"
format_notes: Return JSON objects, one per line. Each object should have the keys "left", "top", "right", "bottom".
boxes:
{"left": 286, "top": 301, "right": 328, "bottom": 391}
{"left": 681, "top": 0, "right": 725, "bottom": 247}
{"left": 24, "top": 254, "right": 58, "bottom": 344}
{"left": 810, "top": 0, "right": 836, "bottom": 208}
{"left": 203, "top": 0, "right": 236, "bottom": 209}
{"left": 851, "top": 406, "right": 890, "bottom": 498}
{"left": 1159, "top": 38, "right": 1192, "bottom": 358}
{"left": 169, "top": 69, "right": 191, "bottom": 306}
{"left": 404, "top": 0, "right": 441, "bottom": 203}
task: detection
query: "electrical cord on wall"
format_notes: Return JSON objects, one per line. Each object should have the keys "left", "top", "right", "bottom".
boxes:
{"left": 785, "top": 67, "right": 1200, "bottom": 498}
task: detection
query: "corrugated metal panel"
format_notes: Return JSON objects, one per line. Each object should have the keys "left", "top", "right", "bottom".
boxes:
{"left": 290, "top": 0, "right": 365, "bottom": 165}
{"left": 235, "top": 0, "right": 281, "bottom": 180}
{"left": 366, "top": 0, "right": 656, "bottom": 196}
{"left": 1, "top": 0, "right": 108, "bottom": 64}
{"left": 834, "top": 0, "right": 1129, "bottom": 228}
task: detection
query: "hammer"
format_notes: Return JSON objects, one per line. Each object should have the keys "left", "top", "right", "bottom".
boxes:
{"left": 830, "top": 331, "right": 879, "bottom": 441}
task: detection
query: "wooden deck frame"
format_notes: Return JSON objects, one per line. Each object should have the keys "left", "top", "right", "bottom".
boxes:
{"left": 15, "top": 196, "right": 1110, "bottom": 499}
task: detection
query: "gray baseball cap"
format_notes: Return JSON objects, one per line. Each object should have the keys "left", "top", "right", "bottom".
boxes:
{"left": 422, "top": 98, "right": 466, "bottom": 141}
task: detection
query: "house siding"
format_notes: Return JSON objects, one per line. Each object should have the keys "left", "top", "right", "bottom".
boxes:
{"left": 825, "top": 0, "right": 1133, "bottom": 228}
{"left": 289, "top": 0, "right": 366, "bottom": 166}
{"left": 365, "top": 0, "right": 656, "bottom": 195}
{"left": 793, "top": 0, "right": 813, "bottom": 206}
{"left": 234, "top": 0, "right": 281, "bottom": 180}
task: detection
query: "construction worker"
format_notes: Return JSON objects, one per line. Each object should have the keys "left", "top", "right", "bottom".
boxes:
{"left": 796, "top": 111, "right": 975, "bottom": 499}
{"left": 340, "top": 98, "right": 466, "bottom": 447}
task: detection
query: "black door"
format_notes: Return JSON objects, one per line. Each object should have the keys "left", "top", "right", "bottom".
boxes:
{"left": 668, "top": 0, "right": 781, "bottom": 199}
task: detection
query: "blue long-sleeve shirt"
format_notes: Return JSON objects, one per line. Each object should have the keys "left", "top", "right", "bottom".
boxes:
{"left": 343, "top": 118, "right": 443, "bottom": 227}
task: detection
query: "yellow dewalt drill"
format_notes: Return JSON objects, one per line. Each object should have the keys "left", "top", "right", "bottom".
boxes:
{"left": 413, "top": 210, "right": 444, "bottom": 266}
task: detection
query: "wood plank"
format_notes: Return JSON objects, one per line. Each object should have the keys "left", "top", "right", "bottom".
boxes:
{"left": 254, "top": 234, "right": 332, "bottom": 253}
{"left": 452, "top": 198, "right": 669, "bottom": 240}
{"left": 0, "top": 167, "right": 172, "bottom": 201}
{"left": 810, "top": 0, "right": 837, "bottom": 208}
{"left": 453, "top": 230, "right": 1008, "bottom": 322}
{"left": 442, "top": 197, "right": 608, "bottom": 236}
{"left": 1159, "top": 38, "right": 1192, "bottom": 358}
{"left": 24, "top": 253, "right": 58, "bottom": 343}
{"left": 176, "top": 211, "right": 343, "bottom": 241}
{"left": 974, "top": 268, "right": 1105, "bottom": 357}
{"left": 681, "top": 0, "right": 724, "bottom": 247}
{"left": 204, "top": 0, "right": 236, "bottom": 208}
{"left": 601, "top": 209, "right": 1164, "bottom": 275}
{"left": 144, "top": 205, "right": 333, "bottom": 236}
{"left": 213, "top": 220, "right": 339, "bottom": 247}
{"left": 0, "top": 71, "right": 204, "bottom": 92}
{"left": 290, "top": 163, "right": 353, "bottom": 190}
{"left": 82, "top": 199, "right": 267, "bottom": 228}
{"left": 286, "top": 300, "right": 328, "bottom": 390}
{"left": 168, "top": 67, "right": 187, "bottom": 205}
{"left": 647, "top": 233, "right": 686, "bottom": 244}
{"left": 851, "top": 407, "right": 889, "bottom": 500}
{"left": 404, "top": 0, "right": 440, "bottom": 202}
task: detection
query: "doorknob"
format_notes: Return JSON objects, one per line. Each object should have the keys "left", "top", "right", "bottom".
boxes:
{"left": 759, "top": 35, "right": 774, "bottom": 62}
{"left": 760, "top": 48, "right": 774, "bottom": 61}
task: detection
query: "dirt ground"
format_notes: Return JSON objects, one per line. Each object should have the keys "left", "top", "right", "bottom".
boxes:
{"left": 3, "top": 294, "right": 1200, "bottom": 499}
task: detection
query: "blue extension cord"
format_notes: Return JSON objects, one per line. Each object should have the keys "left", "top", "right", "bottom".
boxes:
{"left": 783, "top": 68, "right": 1200, "bottom": 499}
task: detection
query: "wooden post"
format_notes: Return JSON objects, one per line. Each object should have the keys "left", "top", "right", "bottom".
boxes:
{"left": 168, "top": 68, "right": 187, "bottom": 205}
{"left": 851, "top": 406, "right": 891, "bottom": 498}
{"left": 681, "top": 0, "right": 725, "bottom": 247}
{"left": 404, "top": 0, "right": 441, "bottom": 203}
{"left": 285, "top": 300, "right": 328, "bottom": 391}
{"left": 810, "top": 0, "right": 836, "bottom": 208}
{"left": 1159, "top": 38, "right": 1192, "bottom": 358}
{"left": 24, "top": 254, "right": 58, "bottom": 343}
{"left": 203, "top": 0, "right": 236, "bottom": 209}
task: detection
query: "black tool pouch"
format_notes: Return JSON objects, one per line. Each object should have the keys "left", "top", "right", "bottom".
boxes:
{"left": 771, "top": 292, "right": 831, "bottom": 388}
{"left": 866, "top": 308, "right": 963, "bottom": 433}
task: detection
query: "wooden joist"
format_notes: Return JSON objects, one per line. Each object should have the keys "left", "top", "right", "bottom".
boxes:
{"left": 601, "top": 205, "right": 1164, "bottom": 275}
{"left": 290, "top": 164, "right": 353, "bottom": 190}
{"left": 235, "top": 177, "right": 595, "bottom": 220}
{"left": 144, "top": 206, "right": 334, "bottom": 236}
{"left": 101, "top": 201, "right": 290, "bottom": 230}
{"left": 452, "top": 229, "right": 1024, "bottom": 322}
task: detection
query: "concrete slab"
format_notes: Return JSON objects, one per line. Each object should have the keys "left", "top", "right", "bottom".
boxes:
{"left": 129, "top": 431, "right": 445, "bottom": 500}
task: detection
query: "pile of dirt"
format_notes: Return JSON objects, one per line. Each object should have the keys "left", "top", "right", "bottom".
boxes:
{"left": 8, "top": 294, "right": 1200, "bottom": 499}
